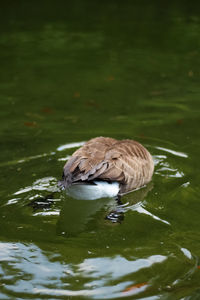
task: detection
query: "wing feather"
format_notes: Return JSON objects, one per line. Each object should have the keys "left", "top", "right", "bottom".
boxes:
{"left": 60, "top": 137, "right": 154, "bottom": 193}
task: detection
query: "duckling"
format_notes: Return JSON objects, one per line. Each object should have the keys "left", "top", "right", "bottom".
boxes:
{"left": 59, "top": 137, "right": 154, "bottom": 200}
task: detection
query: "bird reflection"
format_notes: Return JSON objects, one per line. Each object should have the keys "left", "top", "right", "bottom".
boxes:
{"left": 106, "top": 183, "right": 153, "bottom": 223}
{"left": 27, "top": 183, "right": 153, "bottom": 236}
{"left": 57, "top": 183, "right": 153, "bottom": 236}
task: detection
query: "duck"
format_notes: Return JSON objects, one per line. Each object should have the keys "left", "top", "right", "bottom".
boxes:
{"left": 58, "top": 137, "right": 154, "bottom": 200}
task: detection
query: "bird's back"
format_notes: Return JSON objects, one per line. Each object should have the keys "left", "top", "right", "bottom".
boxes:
{"left": 60, "top": 137, "right": 154, "bottom": 194}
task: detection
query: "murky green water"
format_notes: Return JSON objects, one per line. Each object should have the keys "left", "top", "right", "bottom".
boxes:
{"left": 1, "top": 1, "right": 200, "bottom": 299}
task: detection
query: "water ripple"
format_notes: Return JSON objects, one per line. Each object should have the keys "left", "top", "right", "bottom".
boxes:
{"left": 155, "top": 146, "right": 188, "bottom": 158}
{"left": 0, "top": 242, "right": 167, "bottom": 299}
{"left": 14, "top": 177, "right": 59, "bottom": 195}
{"left": 57, "top": 141, "right": 85, "bottom": 152}
{"left": 78, "top": 255, "right": 167, "bottom": 279}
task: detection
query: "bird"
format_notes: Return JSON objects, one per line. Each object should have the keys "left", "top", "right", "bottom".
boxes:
{"left": 58, "top": 137, "right": 154, "bottom": 200}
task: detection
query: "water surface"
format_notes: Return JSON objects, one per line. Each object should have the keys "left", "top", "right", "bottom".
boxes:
{"left": 1, "top": 1, "right": 200, "bottom": 299}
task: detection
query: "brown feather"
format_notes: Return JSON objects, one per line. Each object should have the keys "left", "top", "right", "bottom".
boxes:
{"left": 60, "top": 136, "right": 154, "bottom": 194}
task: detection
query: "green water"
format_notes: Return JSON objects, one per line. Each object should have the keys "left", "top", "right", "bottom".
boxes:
{"left": 1, "top": 1, "right": 200, "bottom": 299}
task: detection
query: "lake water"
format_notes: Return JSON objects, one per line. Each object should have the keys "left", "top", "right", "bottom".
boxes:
{"left": 1, "top": 1, "right": 200, "bottom": 299}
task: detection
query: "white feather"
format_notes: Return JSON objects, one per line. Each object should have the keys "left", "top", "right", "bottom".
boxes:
{"left": 67, "top": 181, "right": 119, "bottom": 200}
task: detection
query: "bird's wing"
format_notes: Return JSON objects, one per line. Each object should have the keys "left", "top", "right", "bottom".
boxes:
{"left": 102, "top": 140, "right": 154, "bottom": 193}
{"left": 61, "top": 138, "right": 154, "bottom": 193}
{"left": 61, "top": 137, "right": 116, "bottom": 186}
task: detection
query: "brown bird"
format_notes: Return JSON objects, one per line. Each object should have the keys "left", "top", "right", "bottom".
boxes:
{"left": 59, "top": 137, "right": 154, "bottom": 200}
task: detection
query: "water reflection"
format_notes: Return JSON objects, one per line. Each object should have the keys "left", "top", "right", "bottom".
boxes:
{"left": 57, "top": 141, "right": 85, "bottom": 151}
{"left": 0, "top": 141, "right": 85, "bottom": 168}
{"left": 2, "top": 240, "right": 196, "bottom": 299}
{"left": 155, "top": 146, "right": 188, "bottom": 158}
{"left": 7, "top": 173, "right": 155, "bottom": 236}
{"left": 78, "top": 255, "right": 167, "bottom": 278}
{"left": 6, "top": 142, "right": 185, "bottom": 235}
{"left": 0, "top": 241, "right": 167, "bottom": 299}
{"left": 1, "top": 0, "right": 200, "bottom": 296}
{"left": 14, "top": 176, "right": 59, "bottom": 195}
{"left": 57, "top": 183, "right": 157, "bottom": 235}
{"left": 0, "top": 242, "right": 72, "bottom": 296}
{"left": 57, "top": 196, "right": 114, "bottom": 235}
{"left": 1, "top": 138, "right": 197, "bottom": 299}
{"left": 153, "top": 151, "right": 185, "bottom": 179}
{"left": 127, "top": 202, "right": 170, "bottom": 225}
